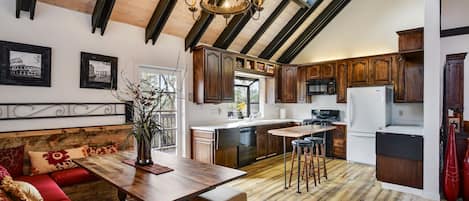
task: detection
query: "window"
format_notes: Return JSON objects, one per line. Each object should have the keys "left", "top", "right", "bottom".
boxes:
{"left": 140, "top": 68, "right": 178, "bottom": 151}
{"left": 234, "top": 77, "right": 259, "bottom": 118}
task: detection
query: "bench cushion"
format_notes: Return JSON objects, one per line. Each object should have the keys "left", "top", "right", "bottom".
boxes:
{"left": 17, "top": 174, "right": 70, "bottom": 201}
{"left": 195, "top": 187, "right": 247, "bottom": 201}
{"left": 50, "top": 168, "right": 98, "bottom": 187}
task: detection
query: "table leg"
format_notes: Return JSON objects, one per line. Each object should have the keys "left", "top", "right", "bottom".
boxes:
{"left": 118, "top": 189, "right": 127, "bottom": 201}
{"left": 297, "top": 145, "right": 301, "bottom": 194}
{"left": 283, "top": 136, "right": 287, "bottom": 189}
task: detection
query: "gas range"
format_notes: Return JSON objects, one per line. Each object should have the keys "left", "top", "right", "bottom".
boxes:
{"left": 302, "top": 109, "right": 340, "bottom": 126}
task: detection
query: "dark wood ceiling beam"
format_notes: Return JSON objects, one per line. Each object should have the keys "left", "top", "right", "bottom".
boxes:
{"left": 185, "top": 12, "right": 215, "bottom": 50}
{"left": 240, "top": 0, "right": 290, "bottom": 54}
{"left": 291, "top": 0, "right": 312, "bottom": 8}
{"left": 213, "top": 6, "right": 256, "bottom": 49}
{"left": 258, "top": 0, "right": 322, "bottom": 60}
{"left": 277, "top": 0, "right": 351, "bottom": 63}
{"left": 91, "top": 0, "right": 116, "bottom": 36}
{"left": 16, "top": 0, "right": 37, "bottom": 20}
{"left": 145, "top": 0, "right": 178, "bottom": 45}
{"left": 185, "top": 0, "right": 225, "bottom": 51}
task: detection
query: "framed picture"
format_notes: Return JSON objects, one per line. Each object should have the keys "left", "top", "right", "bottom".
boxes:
{"left": 80, "top": 52, "right": 117, "bottom": 90}
{"left": 0, "top": 41, "right": 51, "bottom": 87}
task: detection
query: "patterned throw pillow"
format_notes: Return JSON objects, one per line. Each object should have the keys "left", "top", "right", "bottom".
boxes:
{"left": 28, "top": 146, "right": 88, "bottom": 175}
{"left": 0, "top": 146, "right": 24, "bottom": 178}
{"left": 87, "top": 144, "right": 118, "bottom": 156}
{"left": 0, "top": 166, "right": 10, "bottom": 181}
{"left": 1, "top": 176, "right": 43, "bottom": 201}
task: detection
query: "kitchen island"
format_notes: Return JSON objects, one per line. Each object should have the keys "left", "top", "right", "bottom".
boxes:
{"left": 190, "top": 119, "right": 302, "bottom": 169}
{"left": 268, "top": 125, "right": 337, "bottom": 192}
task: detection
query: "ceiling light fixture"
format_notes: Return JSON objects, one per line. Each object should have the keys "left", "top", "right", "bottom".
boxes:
{"left": 185, "top": 0, "right": 264, "bottom": 23}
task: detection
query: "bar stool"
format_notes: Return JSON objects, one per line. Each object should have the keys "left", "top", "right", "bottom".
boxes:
{"left": 305, "top": 136, "right": 328, "bottom": 183}
{"left": 288, "top": 139, "right": 313, "bottom": 193}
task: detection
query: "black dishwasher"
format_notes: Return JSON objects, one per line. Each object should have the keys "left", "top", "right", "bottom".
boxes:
{"left": 238, "top": 127, "right": 257, "bottom": 167}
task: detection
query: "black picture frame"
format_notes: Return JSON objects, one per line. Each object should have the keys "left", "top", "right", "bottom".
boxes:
{"left": 80, "top": 52, "right": 117, "bottom": 90}
{"left": 0, "top": 41, "right": 51, "bottom": 87}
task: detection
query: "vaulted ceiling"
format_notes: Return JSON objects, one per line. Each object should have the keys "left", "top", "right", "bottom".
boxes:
{"left": 35, "top": 0, "right": 350, "bottom": 63}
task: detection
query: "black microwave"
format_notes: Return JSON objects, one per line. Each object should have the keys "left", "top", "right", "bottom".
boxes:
{"left": 306, "top": 79, "right": 336, "bottom": 95}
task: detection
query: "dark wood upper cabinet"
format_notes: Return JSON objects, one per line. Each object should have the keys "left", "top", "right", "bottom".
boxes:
{"left": 204, "top": 49, "right": 222, "bottom": 102}
{"left": 306, "top": 65, "right": 321, "bottom": 80}
{"left": 394, "top": 55, "right": 424, "bottom": 103}
{"left": 321, "top": 62, "right": 336, "bottom": 79}
{"left": 397, "top": 28, "right": 423, "bottom": 52}
{"left": 221, "top": 53, "right": 235, "bottom": 101}
{"left": 336, "top": 61, "right": 348, "bottom": 103}
{"left": 348, "top": 58, "right": 370, "bottom": 87}
{"left": 369, "top": 55, "right": 395, "bottom": 85}
{"left": 297, "top": 67, "right": 308, "bottom": 103}
{"left": 193, "top": 47, "right": 235, "bottom": 104}
{"left": 280, "top": 66, "right": 298, "bottom": 103}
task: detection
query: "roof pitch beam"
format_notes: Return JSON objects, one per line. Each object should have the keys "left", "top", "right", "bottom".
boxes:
{"left": 185, "top": 0, "right": 226, "bottom": 51}
{"left": 91, "top": 0, "right": 116, "bottom": 36}
{"left": 258, "top": 0, "right": 323, "bottom": 60}
{"left": 277, "top": 0, "right": 351, "bottom": 63}
{"left": 240, "top": 0, "right": 290, "bottom": 54}
{"left": 145, "top": 0, "right": 178, "bottom": 45}
{"left": 213, "top": 6, "right": 257, "bottom": 49}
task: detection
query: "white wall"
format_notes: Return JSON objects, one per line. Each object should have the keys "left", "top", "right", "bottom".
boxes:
{"left": 441, "top": 0, "right": 469, "bottom": 29}
{"left": 292, "top": 0, "right": 424, "bottom": 64}
{"left": 0, "top": 1, "right": 191, "bottom": 155}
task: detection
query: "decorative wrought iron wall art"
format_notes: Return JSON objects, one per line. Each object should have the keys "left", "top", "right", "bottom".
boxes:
{"left": 0, "top": 102, "right": 126, "bottom": 121}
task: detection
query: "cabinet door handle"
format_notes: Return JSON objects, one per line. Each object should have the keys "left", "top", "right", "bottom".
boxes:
{"left": 216, "top": 131, "right": 219, "bottom": 150}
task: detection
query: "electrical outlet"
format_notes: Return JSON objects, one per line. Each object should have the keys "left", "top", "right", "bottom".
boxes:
{"left": 448, "top": 117, "right": 461, "bottom": 133}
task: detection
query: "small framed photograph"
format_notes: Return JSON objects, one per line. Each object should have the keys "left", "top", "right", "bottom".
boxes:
{"left": 0, "top": 41, "right": 51, "bottom": 87}
{"left": 80, "top": 52, "right": 117, "bottom": 90}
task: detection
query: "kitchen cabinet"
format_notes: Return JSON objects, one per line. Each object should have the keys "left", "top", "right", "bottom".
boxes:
{"left": 348, "top": 58, "right": 370, "bottom": 87}
{"left": 336, "top": 61, "right": 348, "bottom": 103}
{"left": 397, "top": 28, "right": 423, "bottom": 53}
{"left": 193, "top": 47, "right": 234, "bottom": 104}
{"left": 321, "top": 62, "right": 336, "bottom": 79}
{"left": 191, "top": 129, "right": 238, "bottom": 168}
{"left": 369, "top": 55, "right": 395, "bottom": 85}
{"left": 332, "top": 124, "right": 346, "bottom": 159}
{"left": 221, "top": 53, "right": 235, "bottom": 101}
{"left": 394, "top": 54, "right": 424, "bottom": 102}
{"left": 191, "top": 130, "right": 214, "bottom": 164}
{"left": 277, "top": 66, "right": 297, "bottom": 103}
{"left": 256, "top": 123, "right": 295, "bottom": 160}
{"left": 306, "top": 63, "right": 335, "bottom": 80}
{"left": 376, "top": 132, "right": 423, "bottom": 189}
{"left": 297, "top": 66, "right": 308, "bottom": 103}
{"left": 306, "top": 65, "right": 321, "bottom": 80}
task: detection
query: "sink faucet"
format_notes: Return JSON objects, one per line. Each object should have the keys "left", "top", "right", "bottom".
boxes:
{"left": 249, "top": 112, "right": 261, "bottom": 120}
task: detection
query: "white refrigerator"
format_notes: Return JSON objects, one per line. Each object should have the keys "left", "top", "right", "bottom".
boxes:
{"left": 346, "top": 86, "right": 392, "bottom": 165}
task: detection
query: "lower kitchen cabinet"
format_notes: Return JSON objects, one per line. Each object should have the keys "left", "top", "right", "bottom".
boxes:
{"left": 191, "top": 129, "right": 238, "bottom": 168}
{"left": 376, "top": 132, "right": 423, "bottom": 189}
{"left": 332, "top": 124, "right": 347, "bottom": 159}
{"left": 256, "top": 123, "right": 294, "bottom": 160}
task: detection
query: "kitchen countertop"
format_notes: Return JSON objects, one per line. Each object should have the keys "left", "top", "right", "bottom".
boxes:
{"left": 377, "top": 125, "right": 424, "bottom": 136}
{"left": 191, "top": 119, "right": 303, "bottom": 131}
{"left": 332, "top": 121, "right": 347, "bottom": 126}
{"left": 269, "top": 125, "right": 336, "bottom": 138}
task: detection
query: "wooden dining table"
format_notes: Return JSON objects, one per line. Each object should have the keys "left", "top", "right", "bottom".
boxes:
{"left": 74, "top": 151, "right": 246, "bottom": 201}
{"left": 268, "top": 125, "right": 336, "bottom": 193}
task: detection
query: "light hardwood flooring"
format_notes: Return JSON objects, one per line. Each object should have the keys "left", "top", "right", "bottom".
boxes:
{"left": 223, "top": 154, "right": 430, "bottom": 201}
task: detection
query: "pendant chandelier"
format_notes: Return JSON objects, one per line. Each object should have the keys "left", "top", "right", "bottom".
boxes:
{"left": 185, "top": 0, "right": 264, "bottom": 22}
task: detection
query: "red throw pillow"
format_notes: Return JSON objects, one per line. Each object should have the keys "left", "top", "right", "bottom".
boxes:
{"left": 0, "top": 145, "right": 24, "bottom": 178}
{"left": 0, "top": 165, "right": 11, "bottom": 181}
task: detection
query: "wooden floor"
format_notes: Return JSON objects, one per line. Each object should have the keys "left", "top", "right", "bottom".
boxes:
{"left": 223, "top": 155, "right": 430, "bottom": 201}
